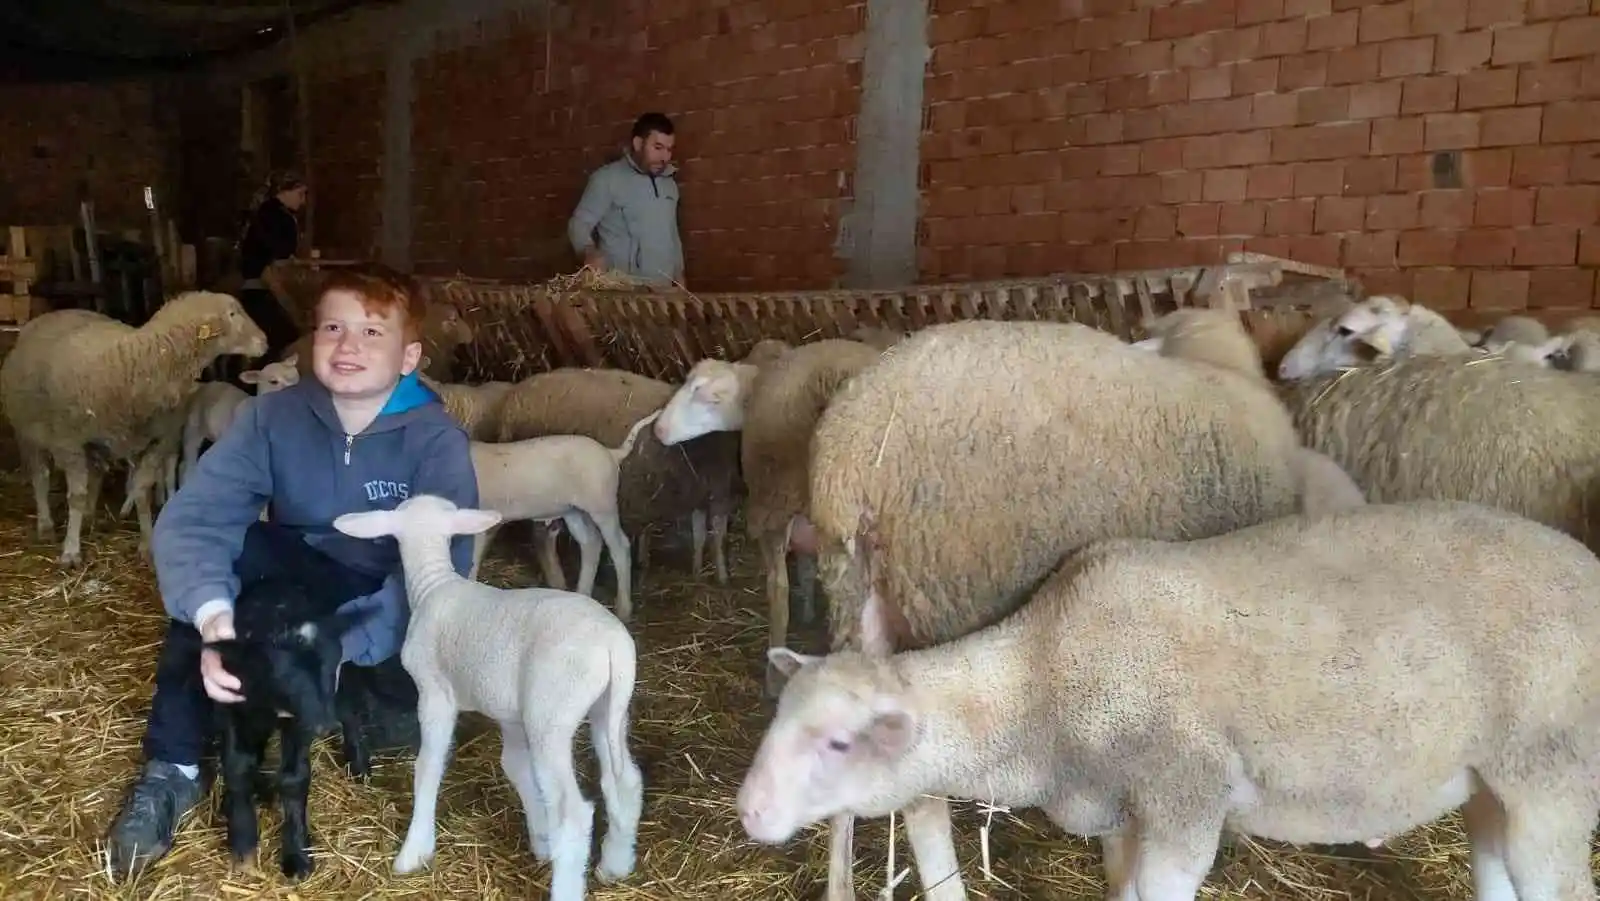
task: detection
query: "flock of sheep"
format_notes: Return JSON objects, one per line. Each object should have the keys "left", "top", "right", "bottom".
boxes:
{"left": 3, "top": 284, "right": 1600, "bottom": 900}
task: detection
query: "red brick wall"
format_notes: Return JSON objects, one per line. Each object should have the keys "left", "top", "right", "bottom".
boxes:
{"left": 306, "top": 70, "right": 386, "bottom": 260}
{"left": 921, "top": 0, "right": 1600, "bottom": 314}
{"left": 408, "top": 1, "right": 862, "bottom": 289}
{"left": 0, "top": 80, "right": 174, "bottom": 231}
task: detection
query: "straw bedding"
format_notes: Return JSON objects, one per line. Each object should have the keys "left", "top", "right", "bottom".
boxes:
{"left": 0, "top": 471, "right": 1585, "bottom": 898}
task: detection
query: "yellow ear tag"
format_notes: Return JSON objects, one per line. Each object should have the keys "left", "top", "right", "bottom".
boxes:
{"left": 196, "top": 323, "right": 216, "bottom": 340}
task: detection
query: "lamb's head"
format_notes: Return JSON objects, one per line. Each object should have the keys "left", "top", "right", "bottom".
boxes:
{"left": 154, "top": 291, "right": 270, "bottom": 359}
{"left": 1495, "top": 336, "right": 1570, "bottom": 369}
{"left": 1275, "top": 297, "right": 1410, "bottom": 380}
{"left": 1133, "top": 308, "right": 1265, "bottom": 379}
{"left": 654, "top": 358, "right": 753, "bottom": 446}
{"left": 737, "top": 648, "right": 919, "bottom": 845}
{"left": 240, "top": 355, "right": 301, "bottom": 394}
{"left": 207, "top": 576, "right": 381, "bottom": 733}
{"left": 740, "top": 339, "right": 792, "bottom": 368}
{"left": 333, "top": 493, "right": 502, "bottom": 545}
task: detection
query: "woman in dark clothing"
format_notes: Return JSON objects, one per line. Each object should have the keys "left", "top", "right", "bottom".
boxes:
{"left": 233, "top": 172, "right": 307, "bottom": 369}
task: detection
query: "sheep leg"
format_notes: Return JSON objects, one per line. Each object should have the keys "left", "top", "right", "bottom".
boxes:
{"left": 1459, "top": 788, "right": 1517, "bottom": 901}
{"left": 468, "top": 521, "right": 503, "bottom": 582}
{"left": 590, "top": 511, "right": 634, "bottom": 623}
{"left": 691, "top": 509, "right": 708, "bottom": 576}
{"left": 1099, "top": 829, "right": 1140, "bottom": 901}
{"left": 710, "top": 509, "right": 730, "bottom": 585}
{"left": 393, "top": 692, "right": 458, "bottom": 875}
{"left": 56, "top": 446, "right": 92, "bottom": 568}
{"left": 1124, "top": 816, "right": 1221, "bottom": 901}
{"left": 498, "top": 723, "right": 551, "bottom": 861}
{"left": 20, "top": 441, "right": 53, "bottom": 541}
{"left": 84, "top": 462, "right": 104, "bottom": 530}
{"left": 825, "top": 813, "right": 856, "bottom": 901}
{"left": 180, "top": 423, "right": 204, "bottom": 491}
{"left": 563, "top": 512, "right": 603, "bottom": 599}
{"left": 220, "top": 712, "right": 270, "bottom": 870}
{"left": 903, "top": 795, "right": 966, "bottom": 901}
{"left": 276, "top": 720, "right": 316, "bottom": 880}
{"left": 535, "top": 523, "right": 569, "bottom": 590}
{"left": 1496, "top": 789, "right": 1598, "bottom": 901}
{"left": 529, "top": 724, "right": 595, "bottom": 901}
{"left": 759, "top": 530, "right": 792, "bottom": 699}
{"left": 162, "top": 450, "right": 178, "bottom": 505}
{"left": 589, "top": 662, "right": 642, "bottom": 883}
{"left": 130, "top": 453, "right": 161, "bottom": 561}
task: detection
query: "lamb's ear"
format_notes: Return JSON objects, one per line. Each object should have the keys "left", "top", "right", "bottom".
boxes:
{"left": 865, "top": 701, "right": 916, "bottom": 759}
{"left": 240, "top": 369, "right": 263, "bottom": 384}
{"left": 333, "top": 509, "right": 397, "bottom": 539}
{"left": 448, "top": 507, "right": 502, "bottom": 535}
{"left": 282, "top": 352, "right": 299, "bottom": 367}
{"left": 767, "top": 647, "right": 817, "bottom": 679}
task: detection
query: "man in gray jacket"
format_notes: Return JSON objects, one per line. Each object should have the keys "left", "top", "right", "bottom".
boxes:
{"left": 567, "top": 112, "right": 685, "bottom": 285}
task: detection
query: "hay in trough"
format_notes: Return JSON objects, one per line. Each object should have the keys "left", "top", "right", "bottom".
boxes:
{"left": 0, "top": 470, "right": 1584, "bottom": 899}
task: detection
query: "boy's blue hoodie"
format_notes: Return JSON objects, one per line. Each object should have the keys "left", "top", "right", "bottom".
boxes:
{"left": 150, "top": 371, "right": 479, "bottom": 666}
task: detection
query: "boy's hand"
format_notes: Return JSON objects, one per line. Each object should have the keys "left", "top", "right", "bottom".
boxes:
{"left": 198, "top": 609, "right": 244, "bottom": 704}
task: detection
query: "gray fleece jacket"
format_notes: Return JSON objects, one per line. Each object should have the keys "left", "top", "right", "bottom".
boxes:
{"left": 566, "top": 151, "right": 684, "bottom": 284}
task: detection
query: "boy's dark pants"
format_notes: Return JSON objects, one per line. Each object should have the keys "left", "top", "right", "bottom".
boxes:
{"left": 142, "top": 521, "right": 417, "bottom": 767}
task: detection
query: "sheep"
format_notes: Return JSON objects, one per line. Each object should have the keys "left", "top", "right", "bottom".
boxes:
{"left": 802, "top": 311, "right": 1307, "bottom": 900}
{"left": 1278, "top": 352, "right": 1600, "bottom": 555}
{"left": 1276, "top": 295, "right": 1474, "bottom": 380}
{"left": 286, "top": 300, "right": 474, "bottom": 381}
{"left": 208, "top": 573, "right": 380, "bottom": 879}
{"left": 468, "top": 410, "right": 660, "bottom": 622}
{"left": 418, "top": 374, "right": 514, "bottom": 442}
{"left": 1477, "top": 313, "right": 1549, "bottom": 351}
{"left": 0, "top": 292, "right": 268, "bottom": 566}
{"left": 332, "top": 494, "right": 643, "bottom": 900}
{"left": 656, "top": 339, "right": 885, "bottom": 696}
{"left": 1559, "top": 315, "right": 1600, "bottom": 336}
{"left": 741, "top": 339, "right": 793, "bottom": 368}
{"left": 496, "top": 367, "right": 741, "bottom": 587}
{"left": 738, "top": 499, "right": 1600, "bottom": 901}
{"left": 848, "top": 326, "right": 905, "bottom": 349}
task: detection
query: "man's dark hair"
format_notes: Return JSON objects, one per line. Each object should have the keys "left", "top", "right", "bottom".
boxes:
{"left": 631, "top": 112, "right": 675, "bottom": 140}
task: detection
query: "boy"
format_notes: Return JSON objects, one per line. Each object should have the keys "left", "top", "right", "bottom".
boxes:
{"left": 106, "top": 263, "right": 479, "bottom": 878}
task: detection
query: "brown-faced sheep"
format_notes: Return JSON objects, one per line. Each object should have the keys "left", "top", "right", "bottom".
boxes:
{"left": 655, "top": 339, "right": 886, "bottom": 695}
{"left": 802, "top": 310, "right": 1307, "bottom": 901}
{"left": 0, "top": 292, "right": 268, "bottom": 565}
{"left": 496, "top": 368, "right": 742, "bottom": 590}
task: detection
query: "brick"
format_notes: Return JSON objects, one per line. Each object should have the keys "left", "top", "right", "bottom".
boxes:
{"left": 1436, "top": 31, "right": 1493, "bottom": 73}
{"left": 1572, "top": 143, "right": 1600, "bottom": 182}
{"left": 1402, "top": 76, "right": 1459, "bottom": 114}
{"left": 1493, "top": 23, "right": 1556, "bottom": 65}
{"left": 1425, "top": 113, "right": 1482, "bottom": 150}
{"left": 1272, "top": 122, "right": 1372, "bottom": 162}
{"left": 1298, "top": 86, "right": 1351, "bottom": 123}
{"left": 1203, "top": 168, "right": 1250, "bottom": 201}
{"left": 1279, "top": 53, "right": 1329, "bottom": 90}
{"left": 1412, "top": 0, "right": 1469, "bottom": 34}
{"left": 1343, "top": 231, "right": 1399, "bottom": 266}
{"left": 1536, "top": 185, "right": 1600, "bottom": 224}
{"left": 1582, "top": 227, "right": 1600, "bottom": 264}
{"left": 1544, "top": 102, "right": 1600, "bottom": 143}
{"left": 1366, "top": 193, "right": 1421, "bottom": 229}
{"left": 1356, "top": 269, "right": 1415, "bottom": 298}
{"left": 1294, "top": 160, "right": 1347, "bottom": 195}
{"left": 1528, "top": 268, "right": 1597, "bottom": 307}
{"left": 1219, "top": 201, "right": 1267, "bottom": 233}
{"left": 1514, "top": 225, "right": 1579, "bottom": 264}
{"left": 1238, "top": 0, "right": 1286, "bottom": 24}
{"left": 1475, "top": 188, "right": 1538, "bottom": 225}
{"left": 1190, "top": 67, "right": 1235, "bottom": 100}
{"left": 1397, "top": 153, "right": 1437, "bottom": 190}
{"left": 1262, "top": 20, "right": 1310, "bottom": 57}
{"left": 1529, "top": 0, "right": 1589, "bottom": 17}
{"left": 1421, "top": 190, "right": 1477, "bottom": 227}
{"left": 1379, "top": 38, "right": 1435, "bottom": 78}
{"left": 1358, "top": 3, "right": 1411, "bottom": 43}
{"left": 1400, "top": 231, "right": 1461, "bottom": 266}
{"left": 1349, "top": 80, "right": 1402, "bottom": 118}
{"left": 1552, "top": 16, "right": 1600, "bottom": 58}
{"left": 1512, "top": 146, "right": 1573, "bottom": 185}
{"left": 1248, "top": 163, "right": 1297, "bottom": 198}
{"left": 1469, "top": 269, "right": 1532, "bottom": 310}
{"left": 1308, "top": 11, "right": 1360, "bottom": 50}
{"left": 1327, "top": 45, "right": 1381, "bottom": 84}
{"left": 1233, "top": 59, "right": 1281, "bottom": 94}
{"left": 1481, "top": 106, "right": 1545, "bottom": 146}
{"left": 1267, "top": 198, "right": 1318, "bottom": 234}
{"left": 1456, "top": 228, "right": 1518, "bottom": 265}
{"left": 1289, "top": 234, "right": 1343, "bottom": 267}
{"left": 1373, "top": 117, "right": 1425, "bottom": 153}
{"left": 1458, "top": 69, "right": 1516, "bottom": 110}
{"left": 1286, "top": 0, "right": 1333, "bottom": 14}
{"left": 1518, "top": 61, "right": 1586, "bottom": 104}
{"left": 1315, "top": 195, "right": 1366, "bottom": 232}
{"left": 1466, "top": 148, "right": 1516, "bottom": 186}
{"left": 1162, "top": 171, "right": 1205, "bottom": 203}
{"left": 1135, "top": 206, "right": 1180, "bottom": 239}
{"left": 1253, "top": 93, "right": 1299, "bottom": 128}
{"left": 1176, "top": 203, "right": 1222, "bottom": 236}
{"left": 1468, "top": 0, "right": 1527, "bottom": 28}
{"left": 1344, "top": 156, "right": 1398, "bottom": 194}
{"left": 1413, "top": 267, "right": 1474, "bottom": 308}
{"left": 1245, "top": 236, "right": 1296, "bottom": 258}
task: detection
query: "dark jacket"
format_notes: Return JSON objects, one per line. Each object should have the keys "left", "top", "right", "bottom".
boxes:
{"left": 239, "top": 197, "right": 300, "bottom": 280}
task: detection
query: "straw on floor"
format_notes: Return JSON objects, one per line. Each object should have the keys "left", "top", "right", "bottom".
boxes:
{"left": 0, "top": 470, "right": 1550, "bottom": 900}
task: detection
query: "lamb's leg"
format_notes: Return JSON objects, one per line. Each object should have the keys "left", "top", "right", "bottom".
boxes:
{"left": 903, "top": 796, "right": 965, "bottom": 901}
{"left": 393, "top": 691, "right": 458, "bottom": 875}
{"left": 590, "top": 511, "right": 634, "bottom": 623}
{"left": 793, "top": 552, "right": 819, "bottom": 624}
{"left": 690, "top": 509, "right": 708, "bottom": 575}
{"left": 1099, "top": 829, "right": 1140, "bottom": 901}
{"left": 529, "top": 725, "right": 596, "bottom": 901}
{"left": 220, "top": 713, "right": 268, "bottom": 870}
{"left": 759, "top": 530, "right": 792, "bottom": 699}
{"left": 589, "top": 653, "right": 642, "bottom": 883}
{"left": 180, "top": 426, "right": 203, "bottom": 490}
{"left": 468, "top": 521, "right": 502, "bottom": 582}
{"left": 1124, "top": 815, "right": 1221, "bottom": 901}
{"left": 1496, "top": 789, "right": 1598, "bottom": 901}
{"left": 498, "top": 723, "right": 551, "bottom": 861}
{"left": 277, "top": 720, "right": 315, "bottom": 880}
{"left": 1459, "top": 788, "right": 1517, "bottom": 901}
{"left": 564, "top": 512, "right": 603, "bottom": 599}
{"left": 535, "top": 522, "right": 569, "bottom": 590}
{"left": 57, "top": 446, "right": 92, "bottom": 567}
{"left": 132, "top": 457, "right": 159, "bottom": 561}
{"left": 84, "top": 462, "right": 104, "bottom": 530}
{"left": 709, "top": 509, "right": 729, "bottom": 584}
{"left": 20, "top": 441, "right": 53, "bottom": 541}
{"left": 825, "top": 813, "right": 856, "bottom": 901}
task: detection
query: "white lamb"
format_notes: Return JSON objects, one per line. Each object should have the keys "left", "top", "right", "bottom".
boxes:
{"left": 739, "top": 500, "right": 1600, "bottom": 901}
{"left": 1276, "top": 294, "right": 1473, "bottom": 380}
{"left": 468, "top": 410, "right": 659, "bottom": 622}
{"left": 333, "top": 494, "right": 643, "bottom": 901}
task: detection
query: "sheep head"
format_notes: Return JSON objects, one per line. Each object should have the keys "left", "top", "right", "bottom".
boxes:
{"left": 654, "top": 358, "right": 753, "bottom": 446}
{"left": 333, "top": 493, "right": 502, "bottom": 545}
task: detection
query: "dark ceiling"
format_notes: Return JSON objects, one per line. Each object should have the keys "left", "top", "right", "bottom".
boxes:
{"left": 0, "top": 0, "right": 393, "bottom": 81}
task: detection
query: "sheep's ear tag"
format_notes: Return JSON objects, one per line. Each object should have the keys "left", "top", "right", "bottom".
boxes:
{"left": 196, "top": 322, "right": 217, "bottom": 340}
{"left": 296, "top": 622, "right": 318, "bottom": 644}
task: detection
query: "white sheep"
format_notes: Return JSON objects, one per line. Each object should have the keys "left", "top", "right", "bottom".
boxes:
{"left": 1276, "top": 295, "right": 1473, "bottom": 380}
{"left": 468, "top": 410, "right": 660, "bottom": 622}
{"left": 0, "top": 292, "right": 267, "bottom": 565}
{"left": 420, "top": 374, "right": 515, "bottom": 442}
{"left": 332, "top": 494, "right": 643, "bottom": 901}
{"left": 739, "top": 500, "right": 1600, "bottom": 901}
{"left": 1476, "top": 313, "right": 1549, "bottom": 351}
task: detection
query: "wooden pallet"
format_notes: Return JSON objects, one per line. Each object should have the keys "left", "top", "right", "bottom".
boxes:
{"left": 0, "top": 226, "right": 42, "bottom": 327}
